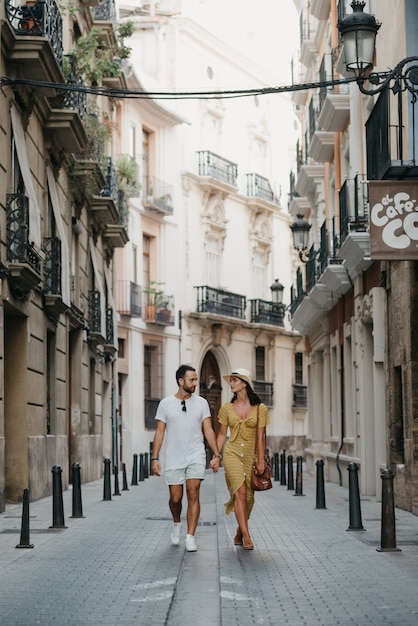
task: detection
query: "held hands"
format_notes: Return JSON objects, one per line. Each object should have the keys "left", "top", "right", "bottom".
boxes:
{"left": 210, "top": 457, "right": 221, "bottom": 473}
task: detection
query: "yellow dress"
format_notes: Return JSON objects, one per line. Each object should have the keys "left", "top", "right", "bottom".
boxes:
{"left": 218, "top": 402, "right": 270, "bottom": 517}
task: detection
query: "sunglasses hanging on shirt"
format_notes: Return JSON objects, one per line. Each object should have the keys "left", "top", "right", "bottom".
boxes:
{"left": 181, "top": 400, "right": 187, "bottom": 412}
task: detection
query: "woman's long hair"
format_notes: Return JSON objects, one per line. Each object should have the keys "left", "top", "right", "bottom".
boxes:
{"left": 231, "top": 383, "right": 261, "bottom": 406}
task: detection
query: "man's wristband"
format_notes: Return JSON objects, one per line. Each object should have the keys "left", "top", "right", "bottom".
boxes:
{"left": 151, "top": 458, "right": 159, "bottom": 461}
{"left": 213, "top": 454, "right": 222, "bottom": 460}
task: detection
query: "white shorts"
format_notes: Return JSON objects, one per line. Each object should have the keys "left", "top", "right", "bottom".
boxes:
{"left": 164, "top": 463, "right": 206, "bottom": 485}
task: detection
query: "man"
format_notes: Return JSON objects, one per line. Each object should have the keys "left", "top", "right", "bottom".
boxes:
{"left": 151, "top": 365, "right": 221, "bottom": 552}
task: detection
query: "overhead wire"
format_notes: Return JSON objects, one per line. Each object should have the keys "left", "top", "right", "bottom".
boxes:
{"left": 0, "top": 75, "right": 358, "bottom": 100}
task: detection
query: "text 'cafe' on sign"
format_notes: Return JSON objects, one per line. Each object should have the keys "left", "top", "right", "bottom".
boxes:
{"left": 369, "top": 181, "right": 418, "bottom": 260}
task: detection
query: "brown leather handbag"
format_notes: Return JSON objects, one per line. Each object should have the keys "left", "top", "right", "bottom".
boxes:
{"left": 251, "top": 405, "right": 273, "bottom": 491}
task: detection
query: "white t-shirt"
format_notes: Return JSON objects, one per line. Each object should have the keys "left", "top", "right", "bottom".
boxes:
{"left": 155, "top": 395, "right": 211, "bottom": 470}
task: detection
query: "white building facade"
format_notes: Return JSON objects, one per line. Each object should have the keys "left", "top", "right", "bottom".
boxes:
{"left": 115, "top": 3, "right": 308, "bottom": 467}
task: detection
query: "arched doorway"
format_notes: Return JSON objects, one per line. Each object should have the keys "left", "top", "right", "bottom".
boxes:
{"left": 199, "top": 351, "right": 222, "bottom": 465}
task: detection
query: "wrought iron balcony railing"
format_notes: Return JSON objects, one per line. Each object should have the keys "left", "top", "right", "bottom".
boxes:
{"left": 106, "top": 306, "right": 114, "bottom": 345}
{"left": 92, "top": 0, "right": 117, "bottom": 29}
{"left": 43, "top": 237, "right": 61, "bottom": 294}
{"left": 88, "top": 290, "right": 102, "bottom": 334}
{"left": 5, "top": 0, "right": 63, "bottom": 66}
{"left": 249, "top": 299, "right": 285, "bottom": 327}
{"left": 6, "top": 193, "right": 42, "bottom": 274}
{"left": 246, "top": 174, "right": 275, "bottom": 203}
{"left": 253, "top": 381, "right": 273, "bottom": 407}
{"left": 366, "top": 87, "right": 418, "bottom": 180}
{"left": 318, "top": 217, "right": 341, "bottom": 276}
{"left": 115, "top": 280, "right": 141, "bottom": 317}
{"left": 197, "top": 151, "right": 238, "bottom": 187}
{"left": 290, "top": 267, "right": 305, "bottom": 316}
{"left": 142, "top": 175, "right": 173, "bottom": 215}
{"left": 293, "top": 383, "right": 307, "bottom": 409}
{"left": 339, "top": 175, "right": 369, "bottom": 245}
{"left": 195, "top": 286, "right": 246, "bottom": 320}
{"left": 100, "top": 157, "right": 119, "bottom": 206}
{"left": 306, "top": 244, "right": 319, "bottom": 293}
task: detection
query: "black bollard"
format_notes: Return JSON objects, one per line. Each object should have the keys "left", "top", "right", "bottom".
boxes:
{"left": 294, "top": 455, "right": 305, "bottom": 496}
{"left": 139, "top": 453, "right": 145, "bottom": 481}
{"left": 16, "top": 489, "right": 34, "bottom": 549}
{"left": 103, "top": 458, "right": 112, "bottom": 501}
{"left": 274, "top": 452, "right": 280, "bottom": 482}
{"left": 280, "top": 450, "right": 286, "bottom": 485}
{"left": 131, "top": 454, "right": 138, "bottom": 486}
{"left": 122, "top": 463, "right": 129, "bottom": 491}
{"left": 377, "top": 468, "right": 401, "bottom": 552}
{"left": 70, "top": 462, "right": 84, "bottom": 518}
{"left": 113, "top": 466, "right": 121, "bottom": 496}
{"left": 347, "top": 462, "right": 365, "bottom": 531}
{"left": 50, "top": 465, "right": 67, "bottom": 529}
{"left": 144, "top": 453, "right": 149, "bottom": 479}
{"left": 287, "top": 455, "right": 294, "bottom": 491}
{"left": 315, "top": 459, "right": 326, "bottom": 509}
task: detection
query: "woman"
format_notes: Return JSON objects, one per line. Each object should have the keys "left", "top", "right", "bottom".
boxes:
{"left": 216, "top": 368, "right": 270, "bottom": 550}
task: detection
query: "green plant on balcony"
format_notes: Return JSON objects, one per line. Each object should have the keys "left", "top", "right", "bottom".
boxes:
{"left": 69, "top": 21, "right": 134, "bottom": 84}
{"left": 115, "top": 155, "right": 141, "bottom": 198}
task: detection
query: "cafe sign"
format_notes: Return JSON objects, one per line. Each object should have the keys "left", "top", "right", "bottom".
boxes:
{"left": 369, "top": 180, "right": 418, "bottom": 259}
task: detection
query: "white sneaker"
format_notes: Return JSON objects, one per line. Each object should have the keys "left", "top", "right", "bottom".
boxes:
{"left": 185, "top": 534, "right": 197, "bottom": 552}
{"left": 171, "top": 522, "right": 182, "bottom": 546}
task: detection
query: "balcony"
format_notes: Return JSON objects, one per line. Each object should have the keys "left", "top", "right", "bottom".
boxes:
{"left": 115, "top": 281, "right": 141, "bottom": 317}
{"left": 197, "top": 151, "right": 238, "bottom": 189}
{"left": 88, "top": 290, "right": 105, "bottom": 345}
{"left": 195, "top": 286, "right": 246, "bottom": 320}
{"left": 44, "top": 70, "right": 88, "bottom": 154}
{"left": 70, "top": 147, "right": 106, "bottom": 207}
{"left": 338, "top": 176, "right": 372, "bottom": 278}
{"left": 253, "top": 381, "right": 273, "bottom": 407}
{"left": 299, "top": 8, "right": 318, "bottom": 68}
{"left": 91, "top": 0, "right": 118, "bottom": 47}
{"left": 43, "top": 237, "right": 68, "bottom": 316}
{"left": 144, "top": 295, "right": 175, "bottom": 326}
{"left": 245, "top": 174, "right": 276, "bottom": 205}
{"left": 293, "top": 384, "right": 308, "bottom": 409}
{"left": 317, "top": 89, "right": 350, "bottom": 132}
{"left": 295, "top": 164, "right": 325, "bottom": 198}
{"left": 366, "top": 89, "right": 418, "bottom": 181}
{"left": 90, "top": 157, "right": 120, "bottom": 225}
{"left": 3, "top": 0, "right": 63, "bottom": 89}
{"left": 249, "top": 299, "right": 285, "bottom": 327}
{"left": 142, "top": 175, "right": 173, "bottom": 216}
{"left": 104, "top": 307, "right": 117, "bottom": 356}
{"left": 6, "top": 193, "right": 42, "bottom": 293}
{"left": 317, "top": 219, "right": 351, "bottom": 297}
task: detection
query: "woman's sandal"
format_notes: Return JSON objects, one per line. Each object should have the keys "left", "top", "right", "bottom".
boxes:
{"left": 233, "top": 527, "right": 243, "bottom": 546}
{"left": 242, "top": 536, "right": 254, "bottom": 550}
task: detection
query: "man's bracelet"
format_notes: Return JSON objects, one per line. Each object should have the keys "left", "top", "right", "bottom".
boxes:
{"left": 213, "top": 454, "right": 222, "bottom": 460}
{"left": 151, "top": 457, "right": 159, "bottom": 461}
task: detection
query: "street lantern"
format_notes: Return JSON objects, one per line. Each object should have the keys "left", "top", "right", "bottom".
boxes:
{"left": 270, "top": 279, "right": 284, "bottom": 305}
{"left": 338, "top": 1, "right": 380, "bottom": 75}
{"left": 338, "top": 1, "right": 418, "bottom": 96}
{"left": 290, "top": 214, "right": 311, "bottom": 261}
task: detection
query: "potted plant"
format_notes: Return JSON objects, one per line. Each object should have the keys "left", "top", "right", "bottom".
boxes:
{"left": 156, "top": 293, "right": 174, "bottom": 324}
{"left": 143, "top": 281, "right": 165, "bottom": 322}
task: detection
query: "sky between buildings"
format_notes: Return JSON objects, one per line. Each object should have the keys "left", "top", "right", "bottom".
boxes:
{"left": 180, "top": 0, "right": 299, "bottom": 83}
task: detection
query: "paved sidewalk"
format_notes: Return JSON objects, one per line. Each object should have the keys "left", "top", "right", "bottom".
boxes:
{"left": 0, "top": 467, "right": 418, "bottom": 625}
